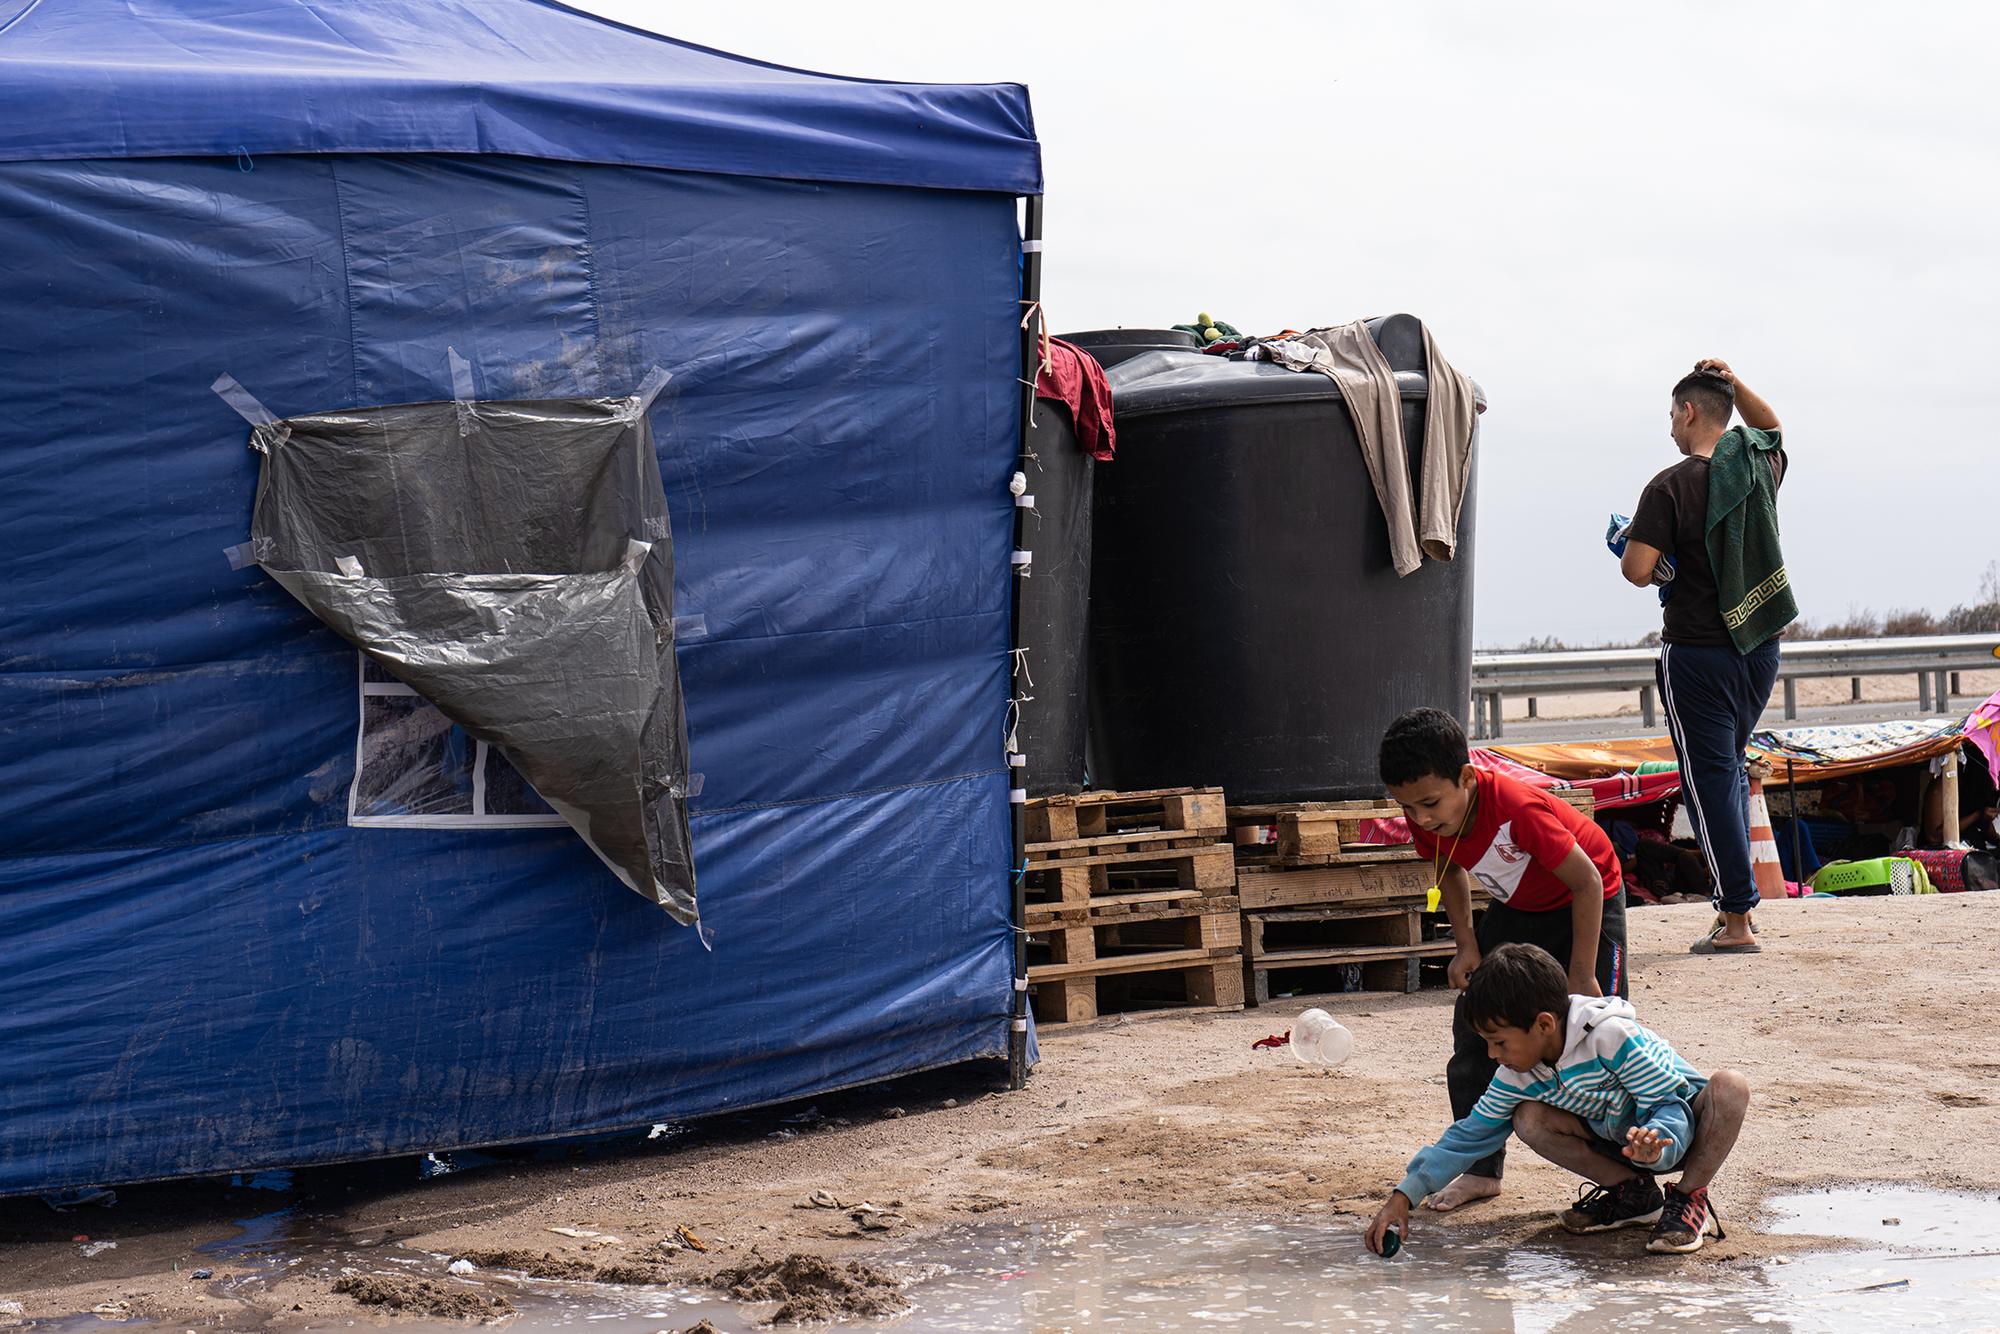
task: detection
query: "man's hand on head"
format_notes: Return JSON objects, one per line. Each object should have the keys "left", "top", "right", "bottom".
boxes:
{"left": 1693, "top": 358, "right": 1734, "bottom": 382}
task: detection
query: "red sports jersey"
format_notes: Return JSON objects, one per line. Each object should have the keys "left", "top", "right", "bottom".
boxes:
{"left": 1409, "top": 769, "right": 1622, "bottom": 911}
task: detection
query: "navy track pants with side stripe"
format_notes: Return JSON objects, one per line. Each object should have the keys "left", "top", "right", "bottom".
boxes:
{"left": 1657, "top": 639, "right": 1782, "bottom": 916}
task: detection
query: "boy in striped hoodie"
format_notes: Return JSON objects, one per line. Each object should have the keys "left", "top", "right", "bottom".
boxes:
{"left": 1366, "top": 943, "right": 1750, "bottom": 1255}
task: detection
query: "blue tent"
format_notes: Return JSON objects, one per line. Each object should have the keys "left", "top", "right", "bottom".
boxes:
{"left": 0, "top": 0, "right": 1041, "bottom": 1195}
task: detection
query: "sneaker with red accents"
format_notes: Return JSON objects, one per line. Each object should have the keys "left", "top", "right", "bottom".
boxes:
{"left": 1647, "top": 1184, "right": 1725, "bottom": 1253}
{"left": 1559, "top": 1177, "right": 1663, "bottom": 1234}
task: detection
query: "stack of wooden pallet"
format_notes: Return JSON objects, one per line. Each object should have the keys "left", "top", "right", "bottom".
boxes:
{"left": 1228, "top": 799, "right": 1453, "bottom": 1004}
{"left": 1227, "top": 788, "right": 1597, "bottom": 1005}
{"left": 1022, "top": 787, "right": 1243, "bottom": 1025}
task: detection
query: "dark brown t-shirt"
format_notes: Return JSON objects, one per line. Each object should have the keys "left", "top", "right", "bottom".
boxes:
{"left": 1628, "top": 448, "right": 1788, "bottom": 646}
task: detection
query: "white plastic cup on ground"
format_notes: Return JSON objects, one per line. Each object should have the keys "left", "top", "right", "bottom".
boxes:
{"left": 1289, "top": 1007, "right": 1353, "bottom": 1067}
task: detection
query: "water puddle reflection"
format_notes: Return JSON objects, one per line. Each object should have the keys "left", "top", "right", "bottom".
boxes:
{"left": 24, "top": 1184, "right": 2000, "bottom": 1331}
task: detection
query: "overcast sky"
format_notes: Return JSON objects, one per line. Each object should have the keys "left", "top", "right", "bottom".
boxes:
{"left": 586, "top": 1, "right": 1999, "bottom": 648}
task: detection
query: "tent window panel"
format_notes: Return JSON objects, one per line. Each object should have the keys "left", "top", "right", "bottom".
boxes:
{"left": 348, "top": 655, "right": 567, "bottom": 829}
{"left": 480, "top": 748, "right": 560, "bottom": 817}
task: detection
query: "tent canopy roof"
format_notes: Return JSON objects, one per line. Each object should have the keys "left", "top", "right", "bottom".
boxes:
{"left": 0, "top": 0, "right": 1041, "bottom": 193}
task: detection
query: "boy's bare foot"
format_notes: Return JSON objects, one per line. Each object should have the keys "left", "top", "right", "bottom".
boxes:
{"left": 1421, "top": 1173, "right": 1501, "bottom": 1212}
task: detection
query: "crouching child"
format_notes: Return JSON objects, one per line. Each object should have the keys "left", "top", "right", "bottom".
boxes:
{"left": 1366, "top": 943, "right": 1750, "bottom": 1255}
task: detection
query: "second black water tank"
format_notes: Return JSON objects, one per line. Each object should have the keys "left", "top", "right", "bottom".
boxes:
{"left": 1056, "top": 328, "right": 1200, "bottom": 369}
{"left": 1015, "top": 395, "right": 1093, "bottom": 796}
{"left": 1088, "top": 323, "right": 1481, "bottom": 803}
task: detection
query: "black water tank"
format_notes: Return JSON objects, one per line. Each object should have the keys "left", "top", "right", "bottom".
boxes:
{"left": 1088, "top": 319, "right": 1480, "bottom": 803}
{"left": 1058, "top": 328, "right": 1200, "bottom": 369}
{"left": 1015, "top": 396, "right": 1094, "bottom": 795}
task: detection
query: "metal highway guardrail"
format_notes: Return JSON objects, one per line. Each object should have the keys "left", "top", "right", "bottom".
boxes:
{"left": 1469, "top": 633, "right": 2000, "bottom": 740}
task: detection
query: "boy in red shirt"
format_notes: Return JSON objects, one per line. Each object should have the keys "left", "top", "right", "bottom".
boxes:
{"left": 1379, "top": 707, "right": 1628, "bottom": 1215}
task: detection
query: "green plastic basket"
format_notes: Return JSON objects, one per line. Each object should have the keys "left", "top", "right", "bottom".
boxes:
{"left": 1809, "top": 856, "right": 1935, "bottom": 896}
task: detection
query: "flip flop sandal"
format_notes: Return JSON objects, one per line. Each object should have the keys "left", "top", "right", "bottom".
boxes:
{"left": 1689, "top": 936, "right": 1762, "bottom": 955}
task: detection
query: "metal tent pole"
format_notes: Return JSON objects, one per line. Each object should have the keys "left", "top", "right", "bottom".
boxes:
{"left": 1787, "top": 758, "right": 1803, "bottom": 892}
{"left": 1007, "top": 194, "right": 1045, "bottom": 1091}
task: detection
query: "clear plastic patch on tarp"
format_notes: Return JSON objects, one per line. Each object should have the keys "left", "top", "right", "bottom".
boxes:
{"left": 348, "top": 655, "right": 570, "bottom": 827}
{"left": 235, "top": 375, "right": 697, "bottom": 922}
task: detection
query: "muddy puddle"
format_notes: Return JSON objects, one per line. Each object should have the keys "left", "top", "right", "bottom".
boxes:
{"left": 862, "top": 1185, "right": 2000, "bottom": 1332}
{"left": 18, "top": 1184, "right": 2000, "bottom": 1331}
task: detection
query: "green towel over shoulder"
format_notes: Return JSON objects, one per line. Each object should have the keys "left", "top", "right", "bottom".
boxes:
{"left": 1705, "top": 425, "right": 1797, "bottom": 653}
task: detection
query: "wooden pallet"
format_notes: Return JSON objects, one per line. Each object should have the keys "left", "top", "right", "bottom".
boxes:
{"left": 1243, "top": 902, "right": 1455, "bottom": 1003}
{"left": 1246, "top": 940, "right": 1458, "bottom": 1003}
{"left": 1025, "top": 893, "right": 1242, "bottom": 929}
{"left": 1228, "top": 788, "right": 1595, "bottom": 872}
{"left": 1235, "top": 857, "right": 1433, "bottom": 911}
{"left": 1027, "top": 898, "right": 1243, "bottom": 1025}
{"left": 1024, "top": 841, "right": 1237, "bottom": 908}
{"left": 1026, "top": 786, "right": 1227, "bottom": 845}
{"left": 1030, "top": 954, "right": 1246, "bottom": 1025}
{"left": 1227, "top": 800, "right": 1414, "bottom": 868}
{"left": 1025, "top": 787, "right": 1234, "bottom": 908}
{"left": 1245, "top": 903, "right": 1422, "bottom": 957}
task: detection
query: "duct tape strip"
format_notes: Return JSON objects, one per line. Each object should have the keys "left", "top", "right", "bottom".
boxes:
{"left": 1020, "top": 240, "right": 1044, "bottom": 253}
{"left": 685, "top": 772, "right": 705, "bottom": 799}
{"left": 622, "top": 538, "right": 653, "bottom": 568}
{"left": 672, "top": 613, "right": 707, "bottom": 641}
{"left": 1010, "top": 551, "right": 1033, "bottom": 567}
{"left": 627, "top": 365, "right": 673, "bottom": 417}
{"left": 1009, "top": 788, "right": 1028, "bottom": 804}
{"left": 446, "top": 346, "right": 476, "bottom": 403}
{"left": 1009, "top": 752, "right": 1027, "bottom": 767}
{"left": 211, "top": 373, "right": 289, "bottom": 453}
{"left": 211, "top": 373, "right": 277, "bottom": 426}
{"left": 447, "top": 347, "right": 477, "bottom": 435}
{"left": 1013, "top": 976, "right": 1030, "bottom": 991}
{"left": 1011, "top": 1018, "right": 1029, "bottom": 1032}
{"left": 222, "top": 537, "right": 274, "bottom": 571}
{"left": 1015, "top": 493, "right": 1036, "bottom": 508}
{"left": 334, "top": 554, "right": 364, "bottom": 577}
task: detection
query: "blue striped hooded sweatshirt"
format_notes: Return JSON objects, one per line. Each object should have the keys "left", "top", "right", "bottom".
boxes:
{"left": 1397, "top": 995, "right": 1708, "bottom": 1203}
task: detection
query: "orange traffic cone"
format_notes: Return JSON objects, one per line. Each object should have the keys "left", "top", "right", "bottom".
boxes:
{"left": 1746, "top": 763, "right": 1787, "bottom": 901}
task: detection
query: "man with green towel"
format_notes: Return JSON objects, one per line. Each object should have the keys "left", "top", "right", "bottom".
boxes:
{"left": 1620, "top": 360, "right": 1796, "bottom": 954}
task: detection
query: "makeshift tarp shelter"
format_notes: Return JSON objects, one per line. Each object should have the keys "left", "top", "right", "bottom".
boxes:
{"left": 1492, "top": 716, "right": 1978, "bottom": 791}
{"left": 1472, "top": 748, "right": 1682, "bottom": 811}
{"left": 0, "top": 0, "right": 1041, "bottom": 1196}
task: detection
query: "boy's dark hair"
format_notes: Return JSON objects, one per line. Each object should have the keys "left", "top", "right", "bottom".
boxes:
{"left": 1672, "top": 371, "right": 1735, "bottom": 425}
{"left": 1378, "top": 707, "right": 1470, "bottom": 787}
{"left": 1463, "top": 942, "right": 1571, "bottom": 1033}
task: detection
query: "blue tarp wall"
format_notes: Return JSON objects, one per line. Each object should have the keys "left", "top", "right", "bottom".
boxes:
{"left": 0, "top": 0, "right": 1041, "bottom": 1195}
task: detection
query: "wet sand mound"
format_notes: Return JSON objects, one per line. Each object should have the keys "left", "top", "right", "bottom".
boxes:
{"left": 459, "top": 1249, "right": 597, "bottom": 1280}
{"left": 715, "top": 1253, "right": 908, "bottom": 1324}
{"left": 331, "top": 1274, "right": 514, "bottom": 1320}
{"left": 589, "top": 1259, "right": 677, "bottom": 1285}
{"left": 459, "top": 1247, "right": 676, "bottom": 1285}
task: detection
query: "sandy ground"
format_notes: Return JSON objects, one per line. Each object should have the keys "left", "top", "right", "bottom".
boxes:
{"left": 1500, "top": 666, "right": 2000, "bottom": 722}
{"left": 6, "top": 895, "right": 2000, "bottom": 1326}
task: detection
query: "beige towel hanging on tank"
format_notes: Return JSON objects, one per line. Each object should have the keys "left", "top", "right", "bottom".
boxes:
{"left": 1268, "top": 318, "right": 1479, "bottom": 577}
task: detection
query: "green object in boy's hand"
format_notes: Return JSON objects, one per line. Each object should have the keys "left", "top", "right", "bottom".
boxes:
{"left": 1380, "top": 1226, "right": 1401, "bottom": 1258}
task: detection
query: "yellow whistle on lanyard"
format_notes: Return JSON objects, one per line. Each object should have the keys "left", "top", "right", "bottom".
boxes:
{"left": 1426, "top": 885, "right": 1442, "bottom": 913}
